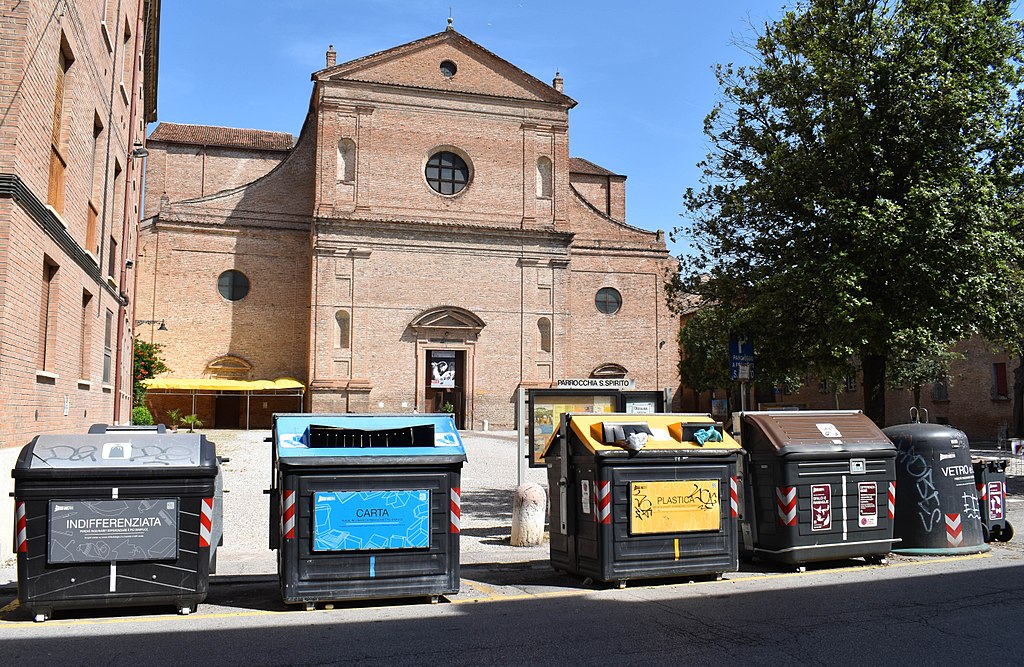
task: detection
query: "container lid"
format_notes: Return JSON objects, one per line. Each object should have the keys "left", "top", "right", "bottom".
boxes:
{"left": 274, "top": 414, "right": 466, "bottom": 462}
{"left": 14, "top": 432, "right": 217, "bottom": 474}
{"left": 541, "top": 413, "right": 741, "bottom": 459}
{"left": 740, "top": 411, "right": 894, "bottom": 456}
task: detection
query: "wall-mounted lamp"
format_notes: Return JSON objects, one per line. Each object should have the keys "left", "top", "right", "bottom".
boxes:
{"left": 125, "top": 259, "right": 134, "bottom": 269}
{"left": 135, "top": 319, "right": 167, "bottom": 331}
{"left": 131, "top": 141, "right": 149, "bottom": 159}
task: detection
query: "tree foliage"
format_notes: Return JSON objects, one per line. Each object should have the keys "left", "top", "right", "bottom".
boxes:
{"left": 133, "top": 337, "right": 171, "bottom": 404}
{"left": 672, "top": 0, "right": 1024, "bottom": 425}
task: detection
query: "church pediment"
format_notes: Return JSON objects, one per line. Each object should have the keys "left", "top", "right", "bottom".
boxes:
{"left": 410, "top": 306, "right": 486, "bottom": 333}
{"left": 316, "top": 29, "right": 576, "bottom": 108}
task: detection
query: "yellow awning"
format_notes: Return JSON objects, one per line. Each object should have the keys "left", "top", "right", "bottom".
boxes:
{"left": 142, "top": 377, "right": 305, "bottom": 392}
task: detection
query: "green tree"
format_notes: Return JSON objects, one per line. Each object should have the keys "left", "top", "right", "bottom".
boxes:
{"left": 673, "top": 0, "right": 1024, "bottom": 426}
{"left": 133, "top": 337, "right": 171, "bottom": 405}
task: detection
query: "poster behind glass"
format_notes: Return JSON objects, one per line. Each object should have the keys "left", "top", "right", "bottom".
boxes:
{"left": 430, "top": 350, "right": 456, "bottom": 388}
{"left": 529, "top": 390, "right": 617, "bottom": 467}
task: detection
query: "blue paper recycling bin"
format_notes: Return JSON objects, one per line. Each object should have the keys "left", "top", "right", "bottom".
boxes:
{"left": 268, "top": 414, "right": 466, "bottom": 608}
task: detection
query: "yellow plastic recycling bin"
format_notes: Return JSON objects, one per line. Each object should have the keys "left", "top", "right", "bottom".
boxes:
{"left": 543, "top": 413, "right": 742, "bottom": 587}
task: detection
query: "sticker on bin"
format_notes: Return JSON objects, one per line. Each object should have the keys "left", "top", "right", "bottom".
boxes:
{"left": 988, "top": 481, "right": 1005, "bottom": 521}
{"left": 47, "top": 499, "right": 179, "bottom": 563}
{"left": 629, "top": 480, "right": 720, "bottom": 534}
{"left": 858, "top": 482, "right": 877, "bottom": 528}
{"left": 811, "top": 484, "right": 832, "bottom": 531}
{"left": 313, "top": 490, "right": 430, "bottom": 551}
{"left": 816, "top": 423, "right": 842, "bottom": 439}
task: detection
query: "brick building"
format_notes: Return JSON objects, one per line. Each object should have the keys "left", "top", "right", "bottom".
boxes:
{"left": 678, "top": 322, "right": 1020, "bottom": 443}
{"left": 136, "top": 25, "right": 680, "bottom": 430}
{"left": 0, "top": 0, "right": 160, "bottom": 558}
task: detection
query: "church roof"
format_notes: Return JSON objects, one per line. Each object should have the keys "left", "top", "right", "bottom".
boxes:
{"left": 569, "top": 157, "right": 622, "bottom": 178}
{"left": 149, "top": 122, "right": 295, "bottom": 151}
{"left": 315, "top": 27, "right": 576, "bottom": 108}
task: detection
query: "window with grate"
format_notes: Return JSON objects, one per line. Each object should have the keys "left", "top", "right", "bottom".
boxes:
{"left": 595, "top": 287, "right": 622, "bottom": 315}
{"left": 218, "top": 270, "right": 250, "bottom": 301}
{"left": 425, "top": 151, "right": 469, "bottom": 195}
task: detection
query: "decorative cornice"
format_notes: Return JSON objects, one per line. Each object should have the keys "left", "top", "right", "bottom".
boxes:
{"left": 0, "top": 174, "right": 123, "bottom": 304}
{"left": 319, "top": 214, "right": 575, "bottom": 243}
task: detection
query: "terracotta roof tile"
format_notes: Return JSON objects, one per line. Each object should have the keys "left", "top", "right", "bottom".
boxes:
{"left": 569, "top": 157, "right": 621, "bottom": 177}
{"left": 149, "top": 123, "right": 294, "bottom": 151}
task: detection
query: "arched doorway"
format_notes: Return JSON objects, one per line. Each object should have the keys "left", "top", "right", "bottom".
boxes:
{"left": 409, "top": 306, "right": 486, "bottom": 429}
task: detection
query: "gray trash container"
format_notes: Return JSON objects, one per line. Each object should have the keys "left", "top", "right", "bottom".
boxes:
{"left": 736, "top": 411, "right": 898, "bottom": 568}
{"left": 972, "top": 455, "right": 1014, "bottom": 542}
{"left": 883, "top": 422, "right": 988, "bottom": 555}
{"left": 13, "top": 424, "right": 223, "bottom": 621}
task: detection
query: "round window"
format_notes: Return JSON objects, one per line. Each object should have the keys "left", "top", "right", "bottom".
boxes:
{"left": 425, "top": 151, "right": 470, "bottom": 195}
{"left": 440, "top": 60, "right": 457, "bottom": 78}
{"left": 218, "top": 270, "right": 250, "bottom": 301}
{"left": 595, "top": 287, "right": 622, "bottom": 315}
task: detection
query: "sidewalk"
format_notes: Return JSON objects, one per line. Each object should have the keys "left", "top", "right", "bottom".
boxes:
{"left": 1, "top": 428, "right": 550, "bottom": 589}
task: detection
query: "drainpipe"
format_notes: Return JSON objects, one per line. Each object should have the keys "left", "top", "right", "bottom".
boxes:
{"left": 113, "top": 0, "right": 148, "bottom": 423}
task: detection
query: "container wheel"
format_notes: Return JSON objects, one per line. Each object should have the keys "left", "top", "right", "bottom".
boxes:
{"left": 430, "top": 595, "right": 439, "bottom": 604}
{"left": 865, "top": 555, "right": 888, "bottom": 566}
{"left": 304, "top": 602, "right": 316, "bottom": 612}
{"left": 177, "top": 604, "right": 196, "bottom": 615}
{"left": 616, "top": 580, "right": 627, "bottom": 590}
{"left": 983, "top": 524, "right": 991, "bottom": 543}
{"left": 1000, "top": 521, "right": 1015, "bottom": 542}
{"left": 33, "top": 612, "right": 48, "bottom": 623}
{"left": 796, "top": 565, "right": 807, "bottom": 573}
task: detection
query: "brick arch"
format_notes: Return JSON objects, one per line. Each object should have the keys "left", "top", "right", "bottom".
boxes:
{"left": 205, "top": 354, "right": 253, "bottom": 380}
{"left": 591, "top": 363, "right": 627, "bottom": 379}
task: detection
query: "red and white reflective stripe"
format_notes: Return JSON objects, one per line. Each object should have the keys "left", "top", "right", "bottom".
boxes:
{"left": 198, "top": 497, "right": 214, "bottom": 548}
{"left": 595, "top": 481, "right": 611, "bottom": 524}
{"left": 282, "top": 490, "right": 296, "bottom": 540}
{"left": 729, "top": 477, "right": 739, "bottom": 518}
{"left": 450, "top": 487, "right": 461, "bottom": 533}
{"left": 945, "top": 513, "right": 963, "bottom": 547}
{"left": 15, "top": 501, "right": 27, "bottom": 553}
{"left": 777, "top": 486, "right": 797, "bottom": 526}
{"left": 976, "top": 483, "right": 987, "bottom": 503}
{"left": 888, "top": 482, "right": 896, "bottom": 519}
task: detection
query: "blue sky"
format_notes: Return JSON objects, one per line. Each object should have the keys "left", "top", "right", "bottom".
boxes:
{"left": 155, "top": 2, "right": 1018, "bottom": 256}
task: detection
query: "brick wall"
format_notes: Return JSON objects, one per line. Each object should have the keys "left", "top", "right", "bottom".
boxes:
{"left": 0, "top": 0, "right": 155, "bottom": 565}
{"left": 144, "top": 142, "right": 290, "bottom": 219}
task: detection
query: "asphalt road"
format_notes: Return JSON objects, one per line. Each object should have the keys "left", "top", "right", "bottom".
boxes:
{"left": 2, "top": 429, "right": 1023, "bottom": 665}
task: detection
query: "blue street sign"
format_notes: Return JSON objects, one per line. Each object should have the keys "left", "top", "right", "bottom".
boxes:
{"left": 730, "top": 333, "right": 755, "bottom": 381}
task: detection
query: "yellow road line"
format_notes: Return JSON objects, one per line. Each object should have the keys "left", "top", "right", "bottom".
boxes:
{"left": 0, "top": 552, "right": 991, "bottom": 627}
{"left": 463, "top": 579, "right": 501, "bottom": 599}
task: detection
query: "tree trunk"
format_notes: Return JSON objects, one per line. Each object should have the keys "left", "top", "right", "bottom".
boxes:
{"left": 862, "top": 354, "right": 886, "bottom": 427}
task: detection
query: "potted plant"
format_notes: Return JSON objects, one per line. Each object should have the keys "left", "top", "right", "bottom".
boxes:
{"left": 441, "top": 401, "right": 454, "bottom": 415}
{"left": 166, "top": 408, "right": 183, "bottom": 432}
{"left": 181, "top": 413, "right": 203, "bottom": 433}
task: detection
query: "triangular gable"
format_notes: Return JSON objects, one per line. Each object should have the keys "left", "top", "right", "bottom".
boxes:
{"left": 316, "top": 29, "right": 576, "bottom": 108}
{"left": 410, "top": 306, "right": 486, "bottom": 332}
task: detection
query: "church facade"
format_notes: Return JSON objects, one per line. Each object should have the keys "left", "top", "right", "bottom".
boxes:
{"left": 137, "top": 26, "right": 679, "bottom": 429}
